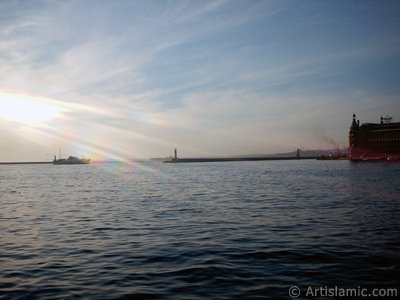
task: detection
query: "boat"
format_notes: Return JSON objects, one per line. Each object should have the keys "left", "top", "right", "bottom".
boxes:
{"left": 53, "top": 155, "right": 91, "bottom": 165}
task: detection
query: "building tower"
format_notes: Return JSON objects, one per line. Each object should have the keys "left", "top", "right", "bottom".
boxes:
{"left": 349, "top": 113, "right": 359, "bottom": 158}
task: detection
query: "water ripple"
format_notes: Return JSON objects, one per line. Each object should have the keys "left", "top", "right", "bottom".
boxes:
{"left": 0, "top": 161, "right": 399, "bottom": 299}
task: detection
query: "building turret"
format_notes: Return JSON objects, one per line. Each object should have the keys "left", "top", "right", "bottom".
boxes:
{"left": 350, "top": 113, "right": 359, "bottom": 130}
{"left": 349, "top": 114, "right": 359, "bottom": 158}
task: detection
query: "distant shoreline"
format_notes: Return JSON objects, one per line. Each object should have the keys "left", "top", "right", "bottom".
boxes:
{"left": 164, "top": 156, "right": 318, "bottom": 163}
{"left": 0, "top": 156, "right": 326, "bottom": 165}
{"left": 0, "top": 161, "right": 52, "bottom": 165}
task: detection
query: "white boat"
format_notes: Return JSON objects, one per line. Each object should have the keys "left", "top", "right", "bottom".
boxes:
{"left": 53, "top": 155, "right": 91, "bottom": 165}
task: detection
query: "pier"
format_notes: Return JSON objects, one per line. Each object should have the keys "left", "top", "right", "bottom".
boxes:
{"left": 164, "top": 148, "right": 318, "bottom": 163}
{"left": 0, "top": 161, "right": 52, "bottom": 165}
{"left": 164, "top": 156, "right": 318, "bottom": 163}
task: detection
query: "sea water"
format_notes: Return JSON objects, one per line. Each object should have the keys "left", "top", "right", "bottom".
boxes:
{"left": 0, "top": 160, "right": 399, "bottom": 299}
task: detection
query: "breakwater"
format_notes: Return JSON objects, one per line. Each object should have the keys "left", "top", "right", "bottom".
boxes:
{"left": 164, "top": 156, "right": 318, "bottom": 163}
{"left": 0, "top": 161, "right": 52, "bottom": 165}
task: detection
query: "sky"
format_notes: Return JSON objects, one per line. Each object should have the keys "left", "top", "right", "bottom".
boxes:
{"left": 1, "top": 0, "right": 400, "bottom": 161}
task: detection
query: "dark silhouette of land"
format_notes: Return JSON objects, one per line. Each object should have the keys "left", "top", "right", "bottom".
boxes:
{"left": 164, "top": 156, "right": 318, "bottom": 163}
{"left": 0, "top": 161, "right": 52, "bottom": 165}
{"left": 163, "top": 148, "right": 323, "bottom": 163}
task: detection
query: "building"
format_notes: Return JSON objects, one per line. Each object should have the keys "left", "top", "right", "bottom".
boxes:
{"left": 349, "top": 114, "right": 400, "bottom": 160}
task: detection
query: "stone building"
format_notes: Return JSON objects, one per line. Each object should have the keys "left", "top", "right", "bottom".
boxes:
{"left": 349, "top": 114, "right": 400, "bottom": 160}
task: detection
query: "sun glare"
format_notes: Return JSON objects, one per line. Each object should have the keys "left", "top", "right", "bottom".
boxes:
{"left": 0, "top": 92, "right": 62, "bottom": 126}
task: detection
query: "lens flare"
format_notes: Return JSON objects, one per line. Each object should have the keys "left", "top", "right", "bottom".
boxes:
{"left": 0, "top": 91, "right": 176, "bottom": 164}
{"left": 0, "top": 92, "right": 63, "bottom": 126}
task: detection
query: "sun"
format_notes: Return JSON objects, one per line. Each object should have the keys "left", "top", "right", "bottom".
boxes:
{"left": 0, "top": 92, "right": 63, "bottom": 126}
